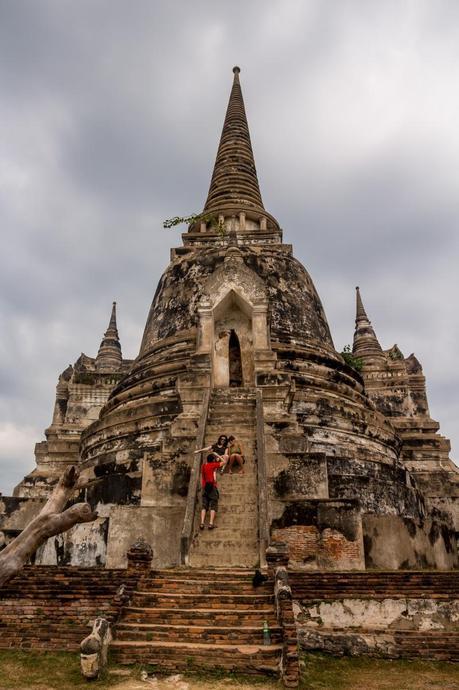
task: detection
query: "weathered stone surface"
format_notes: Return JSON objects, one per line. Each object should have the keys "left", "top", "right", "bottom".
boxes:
{"left": 0, "top": 68, "right": 458, "bottom": 690}
{"left": 292, "top": 570, "right": 459, "bottom": 661}
{"left": 0, "top": 66, "right": 457, "bottom": 578}
{"left": 80, "top": 617, "right": 112, "bottom": 679}
{"left": 271, "top": 499, "right": 365, "bottom": 570}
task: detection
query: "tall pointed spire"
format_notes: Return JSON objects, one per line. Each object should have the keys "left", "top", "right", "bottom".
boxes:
{"left": 203, "top": 67, "right": 266, "bottom": 219}
{"left": 353, "top": 287, "right": 384, "bottom": 362}
{"left": 96, "top": 302, "right": 122, "bottom": 372}
{"left": 356, "top": 286, "right": 369, "bottom": 321}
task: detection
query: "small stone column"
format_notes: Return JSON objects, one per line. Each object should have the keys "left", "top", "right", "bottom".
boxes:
{"left": 197, "top": 301, "right": 213, "bottom": 354}
{"left": 252, "top": 301, "right": 269, "bottom": 350}
{"left": 266, "top": 541, "right": 289, "bottom": 578}
{"left": 126, "top": 538, "right": 153, "bottom": 574}
{"left": 267, "top": 542, "right": 299, "bottom": 688}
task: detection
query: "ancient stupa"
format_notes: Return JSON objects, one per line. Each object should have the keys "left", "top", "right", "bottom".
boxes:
{"left": 2, "top": 67, "right": 458, "bottom": 571}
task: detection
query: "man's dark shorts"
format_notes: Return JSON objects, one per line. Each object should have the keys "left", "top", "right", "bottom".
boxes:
{"left": 202, "top": 486, "right": 219, "bottom": 511}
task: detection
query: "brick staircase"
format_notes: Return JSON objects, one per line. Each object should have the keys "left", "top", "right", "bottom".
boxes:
{"left": 111, "top": 568, "right": 283, "bottom": 674}
{"left": 188, "top": 388, "right": 259, "bottom": 568}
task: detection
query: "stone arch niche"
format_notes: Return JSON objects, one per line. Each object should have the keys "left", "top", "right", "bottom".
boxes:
{"left": 196, "top": 247, "right": 273, "bottom": 388}
{"left": 213, "top": 289, "right": 253, "bottom": 387}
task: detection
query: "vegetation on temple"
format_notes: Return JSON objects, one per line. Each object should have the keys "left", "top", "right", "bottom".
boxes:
{"left": 341, "top": 344, "right": 363, "bottom": 372}
{"left": 163, "top": 212, "right": 226, "bottom": 237}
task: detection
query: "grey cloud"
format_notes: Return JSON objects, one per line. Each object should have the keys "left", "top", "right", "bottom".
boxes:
{"left": 1, "top": 0, "right": 459, "bottom": 494}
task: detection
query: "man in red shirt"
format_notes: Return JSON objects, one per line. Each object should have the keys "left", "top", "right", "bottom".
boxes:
{"left": 200, "top": 453, "right": 226, "bottom": 530}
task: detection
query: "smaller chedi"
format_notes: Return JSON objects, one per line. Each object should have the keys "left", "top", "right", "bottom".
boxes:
{"left": 1, "top": 67, "right": 458, "bottom": 571}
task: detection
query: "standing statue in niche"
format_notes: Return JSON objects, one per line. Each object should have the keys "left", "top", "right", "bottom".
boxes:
{"left": 229, "top": 330, "right": 243, "bottom": 386}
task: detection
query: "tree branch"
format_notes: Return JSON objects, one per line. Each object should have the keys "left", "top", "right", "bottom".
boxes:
{"left": 0, "top": 466, "right": 97, "bottom": 587}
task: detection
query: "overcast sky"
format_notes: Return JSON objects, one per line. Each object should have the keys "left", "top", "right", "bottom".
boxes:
{"left": 1, "top": 0, "right": 458, "bottom": 494}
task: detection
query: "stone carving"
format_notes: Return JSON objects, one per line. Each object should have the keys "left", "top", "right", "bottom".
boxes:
{"left": 80, "top": 617, "right": 112, "bottom": 679}
{"left": 126, "top": 538, "right": 153, "bottom": 572}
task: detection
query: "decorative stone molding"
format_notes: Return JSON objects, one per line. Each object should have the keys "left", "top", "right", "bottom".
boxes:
{"left": 266, "top": 541, "right": 290, "bottom": 577}
{"left": 126, "top": 538, "right": 153, "bottom": 573}
{"left": 196, "top": 246, "right": 274, "bottom": 386}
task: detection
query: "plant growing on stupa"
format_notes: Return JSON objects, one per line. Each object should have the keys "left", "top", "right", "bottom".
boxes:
{"left": 163, "top": 212, "right": 226, "bottom": 237}
{"left": 341, "top": 344, "right": 363, "bottom": 372}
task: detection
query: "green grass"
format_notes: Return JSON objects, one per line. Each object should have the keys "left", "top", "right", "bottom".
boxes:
{"left": 0, "top": 650, "right": 123, "bottom": 689}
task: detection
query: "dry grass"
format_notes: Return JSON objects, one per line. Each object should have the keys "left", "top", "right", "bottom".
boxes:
{"left": 0, "top": 651, "right": 279, "bottom": 690}
{"left": 0, "top": 650, "right": 458, "bottom": 690}
{"left": 300, "top": 653, "right": 459, "bottom": 690}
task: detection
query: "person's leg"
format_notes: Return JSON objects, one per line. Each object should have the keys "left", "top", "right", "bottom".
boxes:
{"left": 208, "top": 489, "right": 219, "bottom": 528}
{"left": 230, "top": 453, "right": 244, "bottom": 474}
{"left": 201, "top": 491, "right": 209, "bottom": 528}
{"left": 220, "top": 452, "right": 229, "bottom": 474}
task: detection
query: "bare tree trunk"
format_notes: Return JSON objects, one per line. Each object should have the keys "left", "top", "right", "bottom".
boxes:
{"left": 0, "top": 466, "right": 97, "bottom": 587}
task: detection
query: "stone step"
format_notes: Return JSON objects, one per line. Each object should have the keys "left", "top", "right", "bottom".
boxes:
{"left": 193, "top": 529, "right": 258, "bottom": 541}
{"left": 154, "top": 568, "right": 256, "bottom": 579}
{"left": 219, "top": 467, "right": 257, "bottom": 475}
{"left": 111, "top": 639, "right": 282, "bottom": 675}
{"left": 191, "top": 544, "right": 259, "bottom": 558}
{"left": 206, "top": 414, "right": 255, "bottom": 421}
{"left": 196, "top": 524, "right": 258, "bottom": 544}
{"left": 130, "top": 592, "right": 273, "bottom": 609}
{"left": 189, "top": 541, "right": 259, "bottom": 552}
{"left": 122, "top": 606, "right": 275, "bottom": 626}
{"left": 191, "top": 388, "right": 260, "bottom": 569}
{"left": 209, "top": 476, "right": 257, "bottom": 483}
{"left": 190, "top": 536, "right": 259, "bottom": 549}
{"left": 208, "top": 412, "right": 255, "bottom": 418}
{"left": 209, "top": 398, "right": 256, "bottom": 407}
{"left": 204, "top": 435, "right": 256, "bottom": 444}
{"left": 141, "top": 577, "right": 271, "bottom": 594}
{"left": 194, "top": 515, "right": 257, "bottom": 526}
{"left": 216, "top": 482, "right": 257, "bottom": 492}
{"left": 189, "top": 555, "right": 259, "bottom": 568}
{"left": 218, "top": 504, "right": 258, "bottom": 513}
{"left": 205, "top": 425, "right": 255, "bottom": 433}
{"left": 115, "top": 622, "right": 282, "bottom": 644}
{"left": 208, "top": 399, "right": 256, "bottom": 407}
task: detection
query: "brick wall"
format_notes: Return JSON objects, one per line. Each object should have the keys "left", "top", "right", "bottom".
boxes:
{"left": 271, "top": 499, "right": 365, "bottom": 570}
{"left": 0, "top": 566, "right": 136, "bottom": 651}
{"left": 289, "top": 570, "right": 459, "bottom": 662}
{"left": 272, "top": 526, "right": 363, "bottom": 570}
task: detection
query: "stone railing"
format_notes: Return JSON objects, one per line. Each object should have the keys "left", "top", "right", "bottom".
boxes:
{"left": 180, "top": 389, "right": 211, "bottom": 563}
{"left": 80, "top": 617, "right": 112, "bottom": 679}
{"left": 80, "top": 539, "right": 153, "bottom": 680}
{"left": 267, "top": 543, "right": 299, "bottom": 688}
{"left": 256, "top": 389, "right": 269, "bottom": 566}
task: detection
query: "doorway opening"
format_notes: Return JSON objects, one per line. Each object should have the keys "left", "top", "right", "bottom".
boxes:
{"left": 229, "top": 330, "right": 243, "bottom": 387}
